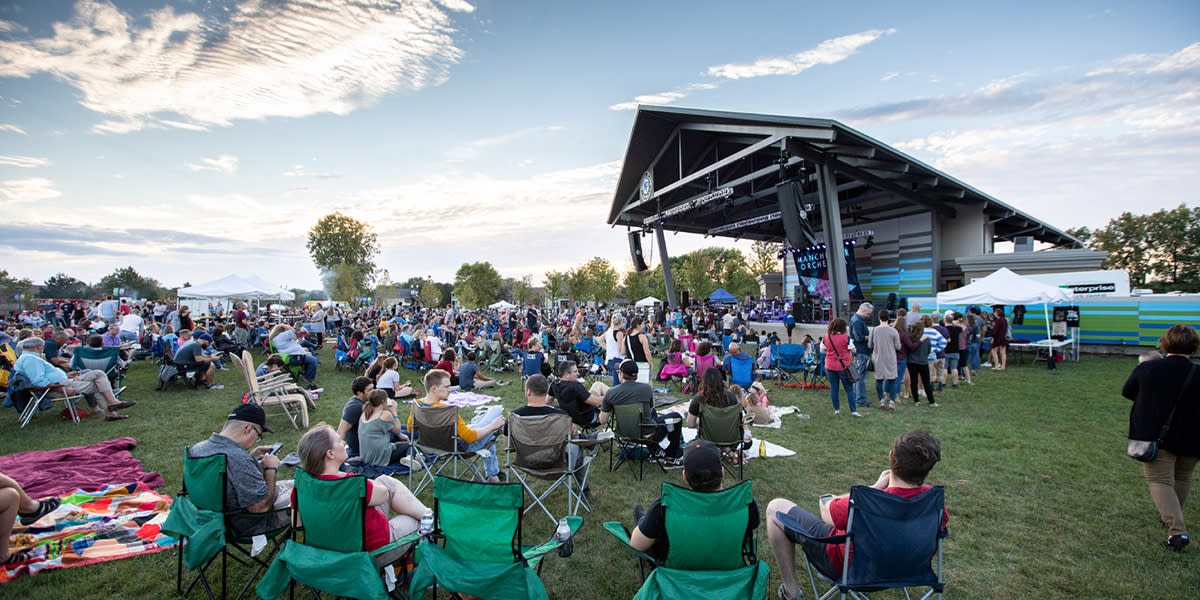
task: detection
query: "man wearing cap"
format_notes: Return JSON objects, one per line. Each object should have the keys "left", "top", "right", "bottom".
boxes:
{"left": 175, "top": 331, "right": 223, "bottom": 390}
{"left": 627, "top": 439, "right": 759, "bottom": 563}
{"left": 598, "top": 360, "right": 683, "bottom": 465}
{"left": 189, "top": 404, "right": 292, "bottom": 536}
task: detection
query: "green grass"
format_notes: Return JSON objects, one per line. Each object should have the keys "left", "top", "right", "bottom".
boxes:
{"left": 4, "top": 349, "right": 1198, "bottom": 598}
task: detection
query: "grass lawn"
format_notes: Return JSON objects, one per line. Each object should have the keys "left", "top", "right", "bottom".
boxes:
{"left": 3, "top": 349, "right": 1197, "bottom": 599}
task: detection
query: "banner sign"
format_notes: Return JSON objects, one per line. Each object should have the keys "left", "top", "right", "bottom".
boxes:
{"left": 707, "top": 211, "right": 781, "bottom": 235}
{"left": 642, "top": 187, "right": 733, "bottom": 225}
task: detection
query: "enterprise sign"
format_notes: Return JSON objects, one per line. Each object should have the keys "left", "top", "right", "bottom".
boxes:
{"left": 708, "top": 211, "right": 782, "bottom": 235}
{"left": 1065, "top": 283, "right": 1116, "bottom": 295}
{"left": 643, "top": 187, "right": 733, "bottom": 225}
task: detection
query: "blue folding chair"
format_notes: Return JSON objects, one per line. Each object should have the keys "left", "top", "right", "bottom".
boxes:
{"left": 775, "top": 344, "right": 807, "bottom": 388}
{"left": 727, "top": 353, "right": 755, "bottom": 388}
{"left": 777, "top": 485, "right": 946, "bottom": 600}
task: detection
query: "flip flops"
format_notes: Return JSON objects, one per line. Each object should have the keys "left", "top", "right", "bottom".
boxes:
{"left": 105, "top": 414, "right": 130, "bottom": 421}
{"left": 19, "top": 497, "right": 61, "bottom": 526}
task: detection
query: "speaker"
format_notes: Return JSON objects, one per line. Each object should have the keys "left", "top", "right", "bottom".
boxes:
{"left": 628, "top": 231, "right": 648, "bottom": 271}
{"left": 899, "top": 296, "right": 908, "bottom": 311}
{"left": 1012, "top": 304, "right": 1026, "bottom": 325}
{"left": 886, "top": 293, "right": 897, "bottom": 311}
{"left": 777, "top": 182, "right": 812, "bottom": 249}
{"left": 681, "top": 291, "right": 690, "bottom": 307}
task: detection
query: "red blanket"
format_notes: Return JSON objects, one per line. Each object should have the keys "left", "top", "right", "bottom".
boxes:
{"left": 0, "top": 437, "right": 164, "bottom": 498}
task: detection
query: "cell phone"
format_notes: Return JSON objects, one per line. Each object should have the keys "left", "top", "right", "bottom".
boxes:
{"left": 267, "top": 442, "right": 283, "bottom": 455}
{"left": 819, "top": 494, "right": 834, "bottom": 506}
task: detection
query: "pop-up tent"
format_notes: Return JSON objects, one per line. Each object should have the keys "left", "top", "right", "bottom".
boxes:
{"left": 177, "top": 274, "right": 296, "bottom": 301}
{"left": 634, "top": 296, "right": 662, "bottom": 307}
{"left": 707, "top": 288, "right": 738, "bottom": 303}
{"left": 936, "top": 267, "right": 1073, "bottom": 340}
{"left": 488, "top": 300, "right": 517, "bottom": 310}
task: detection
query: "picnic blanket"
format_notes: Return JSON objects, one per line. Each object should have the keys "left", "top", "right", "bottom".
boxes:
{"left": 680, "top": 428, "right": 796, "bottom": 459}
{"left": 751, "top": 406, "right": 809, "bottom": 429}
{"left": 0, "top": 437, "right": 163, "bottom": 498}
{"left": 444, "top": 390, "right": 501, "bottom": 407}
{"left": 1, "top": 482, "right": 178, "bottom": 583}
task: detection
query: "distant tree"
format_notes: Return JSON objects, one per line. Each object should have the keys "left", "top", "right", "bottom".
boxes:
{"left": 434, "top": 282, "right": 454, "bottom": 307}
{"left": 1085, "top": 205, "right": 1200, "bottom": 291}
{"left": 578, "top": 257, "right": 619, "bottom": 304}
{"left": 0, "top": 270, "right": 34, "bottom": 309}
{"left": 39, "top": 272, "right": 89, "bottom": 298}
{"left": 96, "top": 266, "right": 165, "bottom": 299}
{"left": 747, "top": 240, "right": 781, "bottom": 277}
{"left": 512, "top": 275, "right": 535, "bottom": 305}
{"left": 1063, "top": 226, "right": 1091, "bottom": 246}
{"left": 720, "top": 251, "right": 758, "bottom": 298}
{"left": 623, "top": 269, "right": 653, "bottom": 303}
{"left": 306, "top": 212, "right": 379, "bottom": 292}
{"left": 453, "top": 262, "right": 503, "bottom": 309}
{"left": 328, "top": 263, "right": 362, "bottom": 303}
{"left": 565, "top": 268, "right": 589, "bottom": 307}
{"left": 673, "top": 253, "right": 716, "bottom": 300}
{"left": 544, "top": 270, "right": 569, "bottom": 304}
{"left": 419, "top": 281, "right": 443, "bottom": 307}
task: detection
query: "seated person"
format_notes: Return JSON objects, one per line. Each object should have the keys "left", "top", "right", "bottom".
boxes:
{"left": 511, "top": 375, "right": 584, "bottom": 487}
{"left": 521, "top": 337, "right": 549, "bottom": 379}
{"left": 175, "top": 332, "right": 223, "bottom": 390}
{"left": 101, "top": 324, "right": 123, "bottom": 348}
{"left": 457, "top": 351, "right": 504, "bottom": 391}
{"left": 658, "top": 338, "right": 691, "bottom": 380}
{"left": 598, "top": 360, "right": 683, "bottom": 464}
{"left": 190, "top": 404, "right": 292, "bottom": 536}
{"left": 686, "top": 368, "right": 751, "bottom": 459}
{"left": 269, "top": 323, "right": 319, "bottom": 389}
{"left": 626, "top": 439, "right": 759, "bottom": 563}
{"left": 721, "top": 342, "right": 754, "bottom": 384}
{"left": 13, "top": 337, "right": 133, "bottom": 420}
{"left": 358, "top": 390, "right": 412, "bottom": 467}
{"left": 407, "top": 369, "right": 507, "bottom": 483}
{"left": 767, "top": 430, "right": 948, "bottom": 600}
{"left": 743, "top": 381, "right": 772, "bottom": 425}
{"left": 0, "top": 472, "right": 61, "bottom": 565}
{"left": 43, "top": 330, "right": 72, "bottom": 370}
{"left": 375, "top": 356, "right": 415, "bottom": 398}
{"left": 337, "top": 376, "right": 375, "bottom": 456}
{"left": 294, "top": 424, "right": 428, "bottom": 550}
{"left": 550, "top": 360, "right": 605, "bottom": 429}
{"left": 433, "top": 349, "right": 460, "bottom": 388}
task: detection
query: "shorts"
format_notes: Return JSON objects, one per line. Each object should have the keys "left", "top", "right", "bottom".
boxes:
{"left": 781, "top": 506, "right": 840, "bottom": 580}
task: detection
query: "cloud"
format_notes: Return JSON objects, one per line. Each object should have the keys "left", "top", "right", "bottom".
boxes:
{"left": 0, "top": 177, "right": 61, "bottom": 203}
{"left": 705, "top": 29, "right": 895, "bottom": 80}
{"left": 282, "top": 165, "right": 342, "bottom": 179}
{"left": 0, "top": 0, "right": 474, "bottom": 133}
{"left": 186, "top": 154, "right": 238, "bottom": 174}
{"left": 0, "top": 124, "right": 26, "bottom": 134}
{"left": 608, "top": 30, "right": 891, "bottom": 110}
{"left": 447, "top": 125, "right": 565, "bottom": 160}
{"left": 0, "top": 20, "right": 27, "bottom": 33}
{"left": 0, "top": 154, "right": 50, "bottom": 168}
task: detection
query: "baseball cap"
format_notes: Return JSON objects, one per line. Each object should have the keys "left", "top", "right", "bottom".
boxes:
{"left": 227, "top": 403, "right": 273, "bottom": 433}
{"left": 193, "top": 331, "right": 214, "bottom": 342}
{"left": 619, "top": 360, "right": 639, "bottom": 377}
{"left": 682, "top": 439, "right": 722, "bottom": 480}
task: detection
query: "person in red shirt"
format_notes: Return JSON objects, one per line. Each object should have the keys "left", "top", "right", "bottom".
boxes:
{"left": 767, "top": 430, "right": 948, "bottom": 600}
{"left": 293, "top": 424, "right": 428, "bottom": 551}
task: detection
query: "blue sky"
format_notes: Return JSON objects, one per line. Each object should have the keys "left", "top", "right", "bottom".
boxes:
{"left": 1, "top": 0, "right": 1197, "bottom": 292}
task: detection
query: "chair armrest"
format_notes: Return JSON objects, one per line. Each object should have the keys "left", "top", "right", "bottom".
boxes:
{"left": 369, "top": 529, "right": 430, "bottom": 558}
{"left": 601, "top": 521, "right": 656, "bottom": 564}
{"left": 29, "top": 384, "right": 66, "bottom": 391}
{"left": 774, "top": 511, "right": 846, "bottom": 545}
{"left": 521, "top": 515, "right": 584, "bottom": 561}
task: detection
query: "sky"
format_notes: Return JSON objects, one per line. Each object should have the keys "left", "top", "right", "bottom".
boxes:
{"left": 0, "top": 0, "right": 1197, "bottom": 293}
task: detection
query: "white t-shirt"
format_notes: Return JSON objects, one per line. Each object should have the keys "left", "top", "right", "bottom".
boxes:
{"left": 119, "top": 313, "right": 144, "bottom": 334}
{"left": 153, "top": 304, "right": 166, "bottom": 317}
{"left": 427, "top": 336, "right": 443, "bottom": 361}
{"left": 377, "top": 368, "right": 400, "bottom": 391}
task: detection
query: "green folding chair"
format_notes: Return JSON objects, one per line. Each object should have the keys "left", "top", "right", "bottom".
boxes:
{"left": 162, "top": 448, "right": 291, "bottom": 600}
{"left": 609, "top": 403, "right": 665, "bottom": 481}
{"left": 409, "top": 476, "right": 582, "bottom": 600}
{"left": 697, "top": 403, "right": 750, "bottom": 480}
{"left": 256, "top": 470, "right": 424, "bottom": 600}
{"left": 602, "top": 479, "right": 769, "bottom": 600}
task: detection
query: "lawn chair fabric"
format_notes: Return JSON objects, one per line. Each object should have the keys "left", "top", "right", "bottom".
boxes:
{"left": 840, "top": 485, "right": 945, "bottom": 592}
{"left": 162, "top": 493, "right": 226, "bottom": 569}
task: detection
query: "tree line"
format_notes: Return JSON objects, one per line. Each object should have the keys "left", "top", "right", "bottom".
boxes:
{"left": 1067, "top": 203, "right": 1199, "bottom": 291}
{"left": 0, "top": 266, "right": 175, "bottom": 308}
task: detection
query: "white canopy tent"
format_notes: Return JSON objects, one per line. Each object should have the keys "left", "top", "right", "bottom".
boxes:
{"left": 936, "top": 267, "right": 1073, "bottom": 340}
{"left": 634, "top": 296, "right": 662, "bottom": 307}
{"left": 488, "top": 300, "right": 517, "bottom": 310}
{"left": 177, "top": 274, "right": 296, "bottom": 301}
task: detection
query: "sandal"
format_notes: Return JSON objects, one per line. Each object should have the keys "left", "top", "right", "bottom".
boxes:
{"left": 19, "top": 497, "right": 61, "bottom": 525}
{"left": 0, "top": 547, "right": 46, "bottom": 565}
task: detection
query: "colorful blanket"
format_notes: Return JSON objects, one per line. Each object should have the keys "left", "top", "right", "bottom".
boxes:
{"left": 445, "top": 390, "right": 501, "bottom": 407}
{"left": 0, "top": 437, "right": 164, "bottom": 498}
{"left": 1, "top": 482, "right": 178, "bottom": 584}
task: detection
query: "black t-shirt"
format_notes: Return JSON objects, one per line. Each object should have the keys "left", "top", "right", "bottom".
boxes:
{"left": 341, "top": 398, "right": 365, "bottom": 454}
{"left": 688, "top": 391, "right": 740, "bottom": 416}
{"left": 637, "top": 496, "right": 760, "bottom": 563}
{"left": 552, "top": 379, "right": 597, "bottom": 427}
{"left": 944, "top": 325, "right": 963, "bottom": 353}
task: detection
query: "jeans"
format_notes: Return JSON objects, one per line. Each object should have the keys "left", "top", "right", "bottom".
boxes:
{"left": 607, "top": 357, "right": 623, "bottom": 387}
{"left": 967, "top": 341, "right": 981, "bottom": 371}
{"left": 118, "top": 330, "right": 138, "bottom": 343}
{"left": 851, "top": 352, "right": 870, "bottom": 407}
{"left": 945, "top": 354, "right": 960, "bottom": 376}
{"left": 463, "top": 433, "right": 500, "bottom": 478}
{"left": 827, "top": 368, "right": 853, "bottom": 412}
{"left": 288, "top": 354, "right": 319, "bottom": 383}
{"left": 890, "top": 358, "right": 907, "bottom": 398}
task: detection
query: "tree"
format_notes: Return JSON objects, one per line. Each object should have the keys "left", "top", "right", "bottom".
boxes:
{"left": 720, "top": 251, "right": 758, "bottom": 298}
{"left": 39, "top": 272, "right": 89, "bottom": 298}
{"left": 328, "top": 263, "right": 362, "bottom": 303}
{"left": 453, "top": 262, "right": 503, "bottom": 309}
{"left": 1064, "top": 226, "right": 1091, "bottom": 246}
{"left": 0, "top": 270, "right": 34, "bottom": 309}
{"left": 623, "top": 269, "right": 653, "bottom": 303}
{"left": 96, "top": 266, "right": 165, "bottom": 299}
{"left": 544, "top": 270, "right": 569, "bottom": 304}
{"left": 419, "top": 281, "right": 443, "bottom": 307}
{"left": 512, "top": 275, "right": 535, "bottom": 305}
{"left": 577, "top": 257, "right": 619, "bottom": 304}
{"left": 434, "top": 282, "right": 454, "bottom": 307}
{"left": 306, "top": 212, "right": 379, "bottom": 292}
{"left": 1144, "top": 204, "right": 1199, "bottom": 288}
{"left": 747, "top": 240, "right": 781, "bottom": 277}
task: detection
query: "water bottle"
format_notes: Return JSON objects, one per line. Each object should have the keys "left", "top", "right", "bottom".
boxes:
{"left": 419, "top": 509, "right": 433, "bottom": 535}
{"left": 758, "top": 439, "right": 766, "bottom": 459}
{"left": 554, "top": 517, "right": 571, "bottom": 542}
{"left": 796, "top": 413, "right": 811, "bottom": 419}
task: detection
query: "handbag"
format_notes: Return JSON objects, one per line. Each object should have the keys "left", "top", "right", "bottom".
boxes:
{"left": 832, "top": 336, "right": 859, "bottom": 384}
{"left": 1127, "top": 363, "right": 1197, "bottom": 462}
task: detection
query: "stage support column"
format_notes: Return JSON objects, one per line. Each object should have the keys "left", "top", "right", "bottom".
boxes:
{"left": 816, "top": 161, "right": 850, "bottom": 319}
{"left": 656, "top": 224, "right": 679, "bottom": 310}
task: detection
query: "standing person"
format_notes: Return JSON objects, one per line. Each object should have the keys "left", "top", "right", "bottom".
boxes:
{"left": 966, "top": 306, "right": 984, "bottom": 375}
{"left": 1121, "top": 324, "right": 1200, "bottom": 551}
{"left": 905, "top": 302, "right": 922, "bottom": 328}
{"left": 849, "top": 303, "right": 873, "bottom": 409}
{"left": 943, "top": 313, "right": 964, "bottom": 388}
{"left": 869, "top": 309, "right": 901, "bottom": 410}
{"left": 233, "top": 303, "right": 251, "bottom": 346}
{"left": 927, "top": 314, "right": 950, "bottom": 391}
{"left": 989, "top": 306, "right": 1009, "bottom": 371}
{"left": 307, "top": 305, "right": 326, "bottom": 348}
{"left": 907, "top": 322, "right": 937, "bottom": 406}
{"left": 603, "top": 314, "right": 627, "bottom": 387}
{"left": 823, "top": 319, "right": 864, "bottom": 418}
{"left": 624, "top": 317, "right": 654, "bottom": 385}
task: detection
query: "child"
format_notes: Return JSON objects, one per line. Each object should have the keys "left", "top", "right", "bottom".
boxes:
{"left": 743, "top": 382, "right": 773, "bottom": 425}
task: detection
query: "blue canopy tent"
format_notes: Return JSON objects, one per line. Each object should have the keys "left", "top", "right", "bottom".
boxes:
{"left": 707, "top": 288, "right": 738, "bottom": 304}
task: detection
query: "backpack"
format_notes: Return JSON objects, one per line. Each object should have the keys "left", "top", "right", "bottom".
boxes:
{"left": 157, "top": 364, "right": 179, "bottom": 389}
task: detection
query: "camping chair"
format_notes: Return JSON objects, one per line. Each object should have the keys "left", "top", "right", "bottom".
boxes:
{"left": 689, "top": 354, "right": 718, "bottom": 394}
{"left": 727, "top": 353, "right": 755, "bottom": 388}
{"left": 775, "top": 344, "right": 807, "bottom": 388}
{"left": 775, "top": 485, "right": 946, "bottom": 600}
{"left": 69, "top": 345, "right": 127, "bottom": 395}
{"left": 159, "top": 341, "right": 201, "bottom": 391}
{"left": 506, "top": 412, "right": 593, "bottom": 526}
{"left": 651, "top": 332, "right": 672, "bottom": 356}
{"left": 697, "top": 403, "right": 750, "bottom": 480}
{"left": 602, "top": 479, "right": 769, "bottom": 599}
{"left": 804, "top": 353, "right": 828, "bottom": 389}
{"left": 609, "top": 403, "right": 666, "bottom": 481}
{"left": 229, "top": 351, "right": 309, "bottom": 429}
{"left": 722, "top": 335, "right": 733, "bottom": 357}
{"left": 14, "top": 376, "right": 85, "bottom": 429}
{"left": 408, "top": 476, "right": 582, "bottom": 600}
{"left": 408, "top": 402, "right": 487, "bottom": 496}
{"left": 162, "top": 448, "right": 290, "bottom": 600}
{"left": 657, "top": 352, "right": 689, "bottom": 394}
{"left": 256, "top": 469, "right": 425, "bottom": 600}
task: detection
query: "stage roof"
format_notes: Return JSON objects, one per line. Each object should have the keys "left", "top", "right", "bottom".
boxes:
{"left": 608, "top": 105, "right": 1080, "bottom": 248}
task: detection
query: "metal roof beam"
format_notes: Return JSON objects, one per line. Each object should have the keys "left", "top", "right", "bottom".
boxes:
{"left": 680, "top": 123, "right": 835, "bottom": 141}
{"left": 625, "top": 134, "right": 785, "bottom": 213}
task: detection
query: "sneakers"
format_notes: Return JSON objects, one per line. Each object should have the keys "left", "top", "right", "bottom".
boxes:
{"left": 1163, "top": 534, "right": 1190, "bottom": 551}
{"left": 778, "top": 583, "right": 806, "bottom": 600}
{"left": 657, "top": 454, "right": 684, "bottom": 469}
{"left": 850, "top": 412, "right": 865, "bottom": 418}
{"left": 981, "top": 362, "right": 992, "bottom": 367}
{"left": 206, "top": 384, "right": 225, "bottom": 390}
